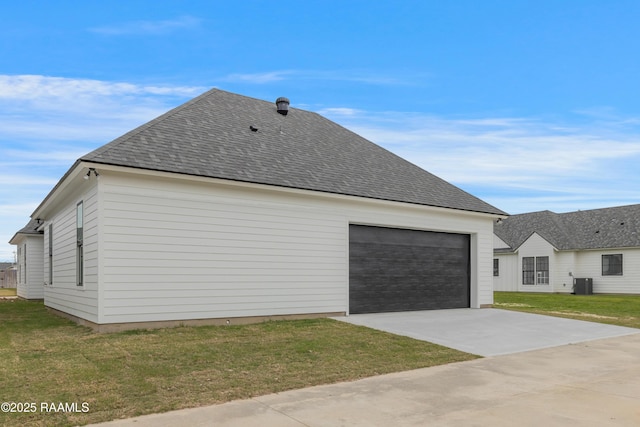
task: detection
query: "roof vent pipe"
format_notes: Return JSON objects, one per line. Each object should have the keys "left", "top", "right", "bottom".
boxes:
{"left": 275, "top": 97, "right": 290, "bottom": 115}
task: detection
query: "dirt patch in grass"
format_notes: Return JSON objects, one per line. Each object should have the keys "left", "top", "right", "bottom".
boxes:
{"left": 0, "top": 288, "right": 17, "bottom": 297}
{"left": 494, "top": 302, "right": 533, "bottom": 308}
{"left": 0, "top": 300, "right": 477, "bottom": 427}
{"left": 546, "top": 310, "right": 619, "bottom": 320}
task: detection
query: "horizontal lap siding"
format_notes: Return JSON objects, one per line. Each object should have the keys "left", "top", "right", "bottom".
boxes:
{"left": 476, "top": 227, "right": 494, "bottom": 305}
{"left": 493, "top": 253, "right": 518, "bottom": 292}
{"left": 517, "top": 233, "right": 555, "bottom": 292}
{"left": 27, "top": 237, "right": 44, "bottom": 299}
{"left": 100, "top": 175, "right": 346, "bottom": 323}
{"left": 553, "top": 252, "right": 576, "bottom": 293}
{"left": 16, "top": 236, "right": 44, "bottom": 299}
{"left": 44, "top": 182, "right": 99, "bottom": 322}
{"left": 575, "top": 249, "right": 640, "bottom": 294}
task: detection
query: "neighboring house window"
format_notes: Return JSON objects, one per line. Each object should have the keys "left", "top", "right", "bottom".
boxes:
{"left": 522, "top": 257, "right": 535, "bottom": 284}
{"left": 493, "top": 259, "right": 499, "bottom": 276}
{"left": 523, "top": 256, "right": 549, "bottom": 285}
{"left": 77, "top": 201, "right": 84, "bottom": 286}
{"left": 602, "top": 254, "right": 623, "bottom": 276}
{"left": 48, "top": 224, "right": 53, "bottom": 285}
{"left": 536, "top": 256, "right": 549, "bottom": 284}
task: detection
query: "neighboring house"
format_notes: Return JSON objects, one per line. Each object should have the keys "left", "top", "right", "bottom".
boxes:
{"left": 493, "top": 205, "right": 640, "bottom": 294}
{"left": 8, "top": 219, "right": 44, "bottom": 298}
{"left": 13, "top": 89, "right": 506, "bottom": 331}
{"left": 0, "top": 262, "right": 17, "bottom": 289}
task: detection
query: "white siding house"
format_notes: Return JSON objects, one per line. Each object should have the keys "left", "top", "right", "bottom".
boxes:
{"left": 42, "top": 179, "right": 100, "bottom": 322}
{"left": 493, "top": 206, "right": 640, "bottom": 294}
{"left": 20, "top": 89, "right": 507, "bottom": 331}
{"left": 9, "top": 219, "right": 44, "bottom": 299}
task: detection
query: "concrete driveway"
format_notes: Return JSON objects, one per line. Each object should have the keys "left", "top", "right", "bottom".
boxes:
{"left": 85, "top": 309, "right": 640, "bottom": 427}
{"left": 334, "top": 308, "right": 640, "bottom": 356}
{"left": 89, "top": 333, "right": 640, "bottom": 427}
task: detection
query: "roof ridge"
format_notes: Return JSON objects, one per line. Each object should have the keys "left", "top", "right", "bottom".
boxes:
{"left": 547, "top": 210, "right": 578, "bottom": 249}
{"left": 558, "top": 203, "right": 640, "bottom": 215}
{"left": 495, "top": 203, "right": 640, "bottom": 251}
{"left": 70, "top": 88, "right": 506, "bottom": 216}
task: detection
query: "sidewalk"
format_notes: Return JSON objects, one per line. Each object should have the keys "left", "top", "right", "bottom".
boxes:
{"left": 88, "top": 333, "right": 640, "bottom": 426}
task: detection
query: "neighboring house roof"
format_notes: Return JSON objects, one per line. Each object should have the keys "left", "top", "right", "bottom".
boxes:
{"left": 78, "top": 89, "right": 506, "bottom": 216}
{"left": 9, "top": 219, "right": 43, "bottom": 244}
{"left": 0, "top": 262, "right": 13, "bottom": 271}
{"left": 494, "top": 204, "right": 640, "bottom": 251}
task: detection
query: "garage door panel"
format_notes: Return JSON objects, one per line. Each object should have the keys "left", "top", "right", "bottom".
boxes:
{"left": 349, "top": 225, "right": 470, "bottom": 314}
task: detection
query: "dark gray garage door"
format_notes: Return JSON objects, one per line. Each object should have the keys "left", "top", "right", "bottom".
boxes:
{"left": 349, "top": 224, "right": 470, "bottom": 314}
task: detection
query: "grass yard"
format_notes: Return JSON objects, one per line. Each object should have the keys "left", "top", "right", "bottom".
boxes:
{"left": 494, "top": 292, "right": 640, "bottom": 329}
{"left": 0, "top": 300, "right": 477, "bottom": 427}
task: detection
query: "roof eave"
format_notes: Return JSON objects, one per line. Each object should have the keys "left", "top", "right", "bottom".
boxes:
{"left": 82, "top": 160, "right": 508, "bottom": 217}
{"left": 32, "top": 160, "right": 88, "bottom": 220}
{"left": 8, "top": 233, "right": 21, "bottom": 245}
{"left": 8, "top": 230, "right": 42, "bottom": 245}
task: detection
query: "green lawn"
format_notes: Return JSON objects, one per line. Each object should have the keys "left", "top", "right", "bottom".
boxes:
{"left": 0, "top": 300, "right": 477, "bottom": 427}
{"left": 494, "top": 292, "right": 640, "bottom": 329}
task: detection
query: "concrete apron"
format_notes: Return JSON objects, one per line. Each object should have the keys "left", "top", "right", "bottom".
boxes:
{"left": 335, "top": 308, "right": 640, "bottom": 356}
{"left": 90, "top": 334, "right": 640, "bottom": 427}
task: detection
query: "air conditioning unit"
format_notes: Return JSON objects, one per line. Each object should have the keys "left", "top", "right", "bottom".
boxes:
{"left": 573, "top": 278, "right": 593, "bottom": 295}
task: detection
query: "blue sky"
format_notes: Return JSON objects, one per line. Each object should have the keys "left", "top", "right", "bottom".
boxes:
{"left": 2, "top": 1, "right": 640, "bottom": 261}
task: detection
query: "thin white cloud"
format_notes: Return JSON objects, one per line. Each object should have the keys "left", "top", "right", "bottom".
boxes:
{"left": 0, "top": 75, "right": 204, "bottom": 99}
{"left": 2, "top": 146, "right": 86, "bottom": 163}
{"left": 0, "top": 75, "right": 205, "bottom": 148}
{"left": 0, "top": 75, "right": 205, "bottom": 142}
{"left": 322, "top": 108, "right": 640, "bottom": 214}
{"left": 2, "top": 74, "right": 640, "bottom": 252}
{"left": 306, "top": 69, "right": 426, "bottom": 86}
{"left": 317, "top": 107, "right": 363, "bottom": 116}
{"left": 223, "top": 71, "right": 295, "bottom": 84}
{"left": 0, "top": 174, "right": 57, "bottom": 186}
{"left": 0, "top": 202, "right": 42, "bottom": 216}
{"left": 573, "top": 107, "right": 640, "bottom": 130}
{"left": 0, "top": 75, "right": 207, "bottom": 261}
{"left": 489, "top": 188, "right": 640, "bottom": 214}
{"left": 89, "top": 15, "right": 201, "bottom": 36}
{"left": 221, "top": 69, "right": 424, "bottom": 86}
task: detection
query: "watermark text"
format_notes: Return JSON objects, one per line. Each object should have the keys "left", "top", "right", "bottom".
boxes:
{"left": 1, "top": 401, "right": 90, "bottom": 413}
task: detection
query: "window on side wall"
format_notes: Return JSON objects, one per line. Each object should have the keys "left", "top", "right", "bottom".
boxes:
{"left": 77, "top": 201, "right": 84, "bottom": 286}
{"left": 602, "top": 254, "right": 623, "bottom": 276}
{"left": 48, "top": 223, "right": 53, "bottom": 285}
{"left": 493, "top": 259, "right": 499, "bottom": 276}
{"left": 536, "top": 256, "right": 549, "bottom": 284}
{"left": 522, "top": 256, "right": 549, "bottom": 285}
{"left": 522, "top": 257, "right": 535, "bottom": 284}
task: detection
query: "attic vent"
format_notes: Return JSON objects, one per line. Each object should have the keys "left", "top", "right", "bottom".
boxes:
{"left": 275, "top": 97, "right": 290, "bottom": 115}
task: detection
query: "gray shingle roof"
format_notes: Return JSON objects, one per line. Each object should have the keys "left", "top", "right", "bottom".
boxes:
{"left": 9, "top": 219, "right": 43, "bottom": 244}
{"left": 494, "top": 204, "right": 640, "bottom": 251}
{"left": 15, "top": 219, "right": 42, "bottom": 235}
{"left": 81, "top": 89, "right": 505, "bottom": 215}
